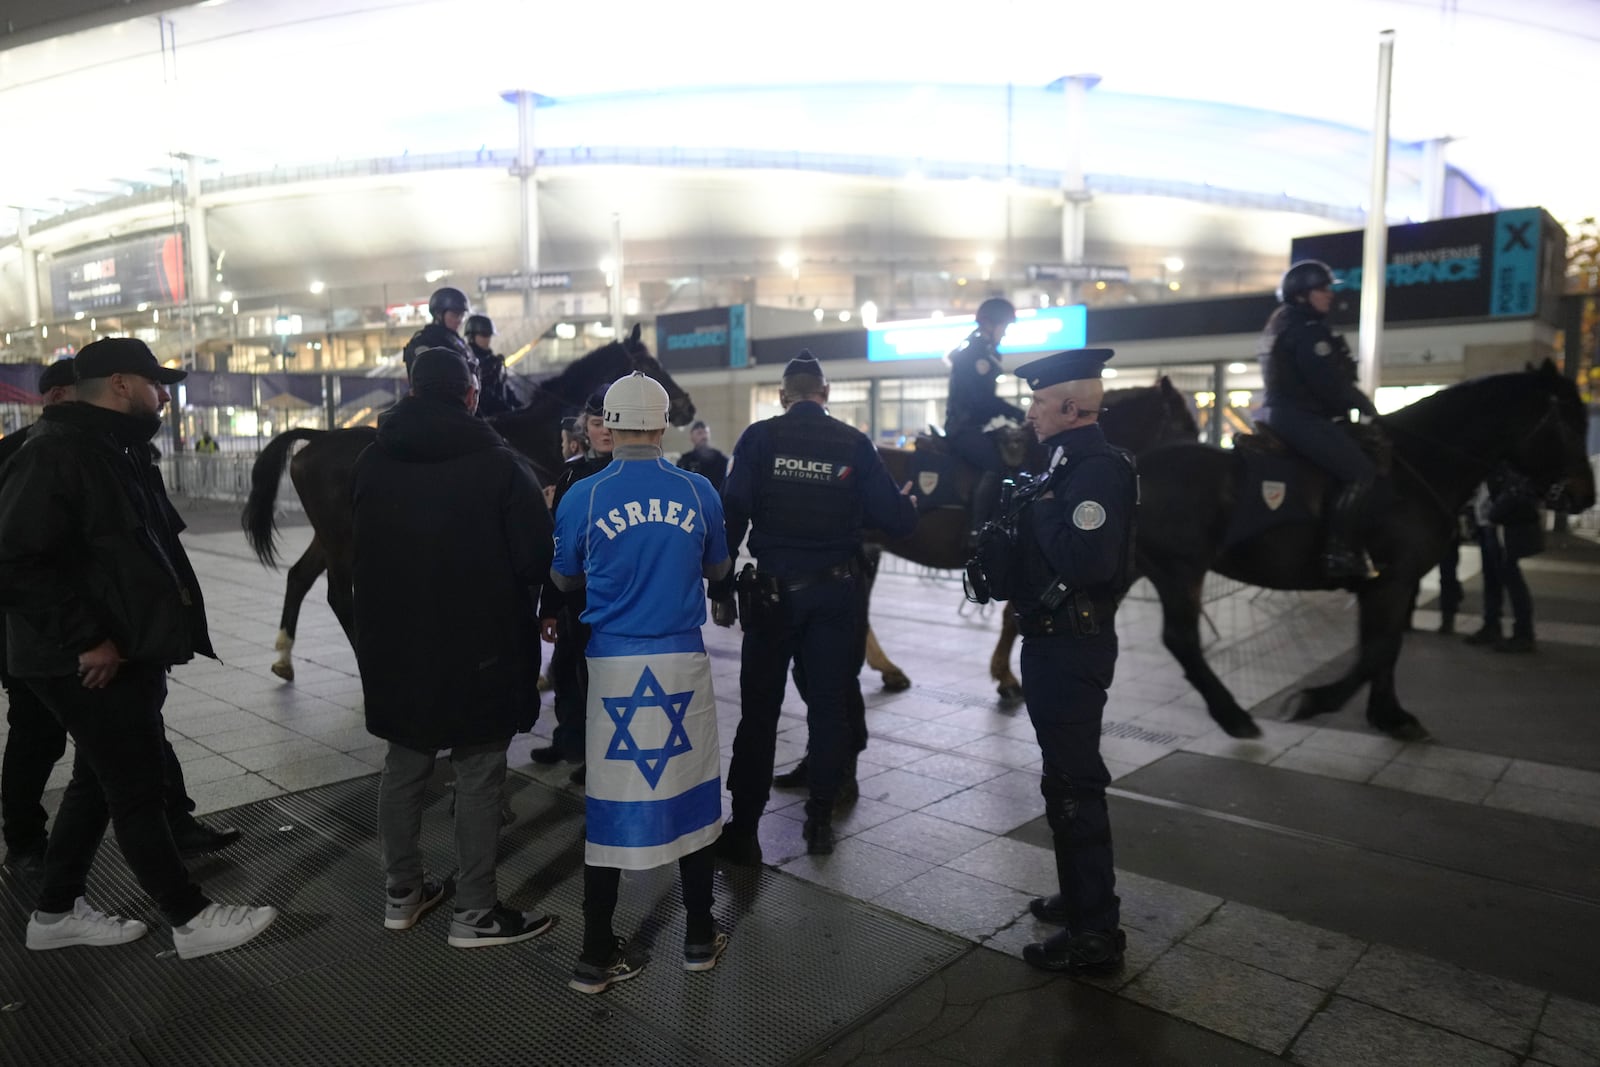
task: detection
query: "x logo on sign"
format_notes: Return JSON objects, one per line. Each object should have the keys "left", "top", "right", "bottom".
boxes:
{"left": 1502, "top": 222, "right": 1533, "bottom": 251}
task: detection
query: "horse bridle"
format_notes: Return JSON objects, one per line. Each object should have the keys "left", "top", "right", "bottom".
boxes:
{"left": 1384, "top": 397, "right": 1577, "bottom": 517}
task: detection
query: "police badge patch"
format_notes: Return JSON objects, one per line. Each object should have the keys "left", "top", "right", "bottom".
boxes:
{"left": 1072, "top": 501, "right": 1106, "bottom": 530}
{"left": 1313, "top": 341, "right": 1332, "bottom": 356}
{"left": 917, "top": 471, "right": 940, "bottom": 495}
{"left": 975, "top": 359, "right": 991, "bottom": 375}
{"left": 1261, "top": 480, "right": 1287, "bottom": 511}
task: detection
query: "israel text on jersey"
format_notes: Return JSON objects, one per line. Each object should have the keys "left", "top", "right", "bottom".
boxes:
{"left": 591, "top": 497, "right": 700, "bottom": 540}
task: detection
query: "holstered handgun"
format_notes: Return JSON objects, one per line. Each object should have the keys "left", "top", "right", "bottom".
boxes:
{"left": 734, "top": 563, "right": 757, "bottom": 623}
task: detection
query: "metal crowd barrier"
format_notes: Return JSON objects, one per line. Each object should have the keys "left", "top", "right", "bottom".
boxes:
{"left": 160, "top": 453, "right": 302, "bottom": 512}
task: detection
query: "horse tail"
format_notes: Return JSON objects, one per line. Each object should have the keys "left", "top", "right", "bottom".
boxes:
{"left": 242, "top": 428, "right": 325, "bottom": 569}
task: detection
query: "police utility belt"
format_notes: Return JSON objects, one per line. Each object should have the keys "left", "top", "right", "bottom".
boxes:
{"left": 734, "top": 559, "right": 857, "bottom": 622}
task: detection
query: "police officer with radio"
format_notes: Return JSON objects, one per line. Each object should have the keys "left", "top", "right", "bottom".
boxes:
{"left": 1257, "top": 260, "right": 1380, "bottom": 579}
{"left": 402, "top": 288, "right": 474, "bottom": 378}
{"left": 988, "top": 347, "right": 1136, "bottom": 975}
{"left": 713, "top": 353, "right": 917, "bottom": 859}
{"left": 945, "top": 297, "right": 1024, "bottom": 546}
{"left": 464, "top": 315, "right": 521, "bottom": 416}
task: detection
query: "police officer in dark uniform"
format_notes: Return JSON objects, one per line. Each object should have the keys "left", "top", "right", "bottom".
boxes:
{"left": 530, "top": 389, "right": 614, "bottom": 779}
{"left": 945, "top": 297, "right": 1024, "bottom": 544}
{"left": 713, "top": 353, "right": 918, "bottom": 859}
{"left": 675, "top": 421, "right": 729, "bottom": 493}
{"left": 1007, "top": 347, "right": 1136, "bottom": 975}
{"left": 1256, "top": 260, "right": 1380, "bottom": 579}
{"left": 464, "top": 315, "right": 521, "bottom": 416}
{"left": 402, "top": 288, "right": 474, "bottom": 378}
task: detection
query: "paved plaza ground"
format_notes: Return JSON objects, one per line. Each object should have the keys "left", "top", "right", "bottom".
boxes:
{"left": 2, "top": 499, "right": 1598, "bottom": 1066}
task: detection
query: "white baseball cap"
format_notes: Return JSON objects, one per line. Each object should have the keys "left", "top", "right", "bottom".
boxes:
{"left": 603, "top": 372, "right": 669, "bottom": 431}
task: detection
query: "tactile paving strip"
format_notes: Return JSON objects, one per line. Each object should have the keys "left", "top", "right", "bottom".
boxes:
{"left": 2, "top": 769, "right": 966, "bottom": 1067}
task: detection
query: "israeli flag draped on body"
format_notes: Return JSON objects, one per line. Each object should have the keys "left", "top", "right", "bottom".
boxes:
{"left": 552, "top": 450, "right": 729, "bottom": 871}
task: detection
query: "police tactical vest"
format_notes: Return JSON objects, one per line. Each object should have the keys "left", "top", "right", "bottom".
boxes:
{"left": 755, "top": 413, "right": 864, "bottom": 544}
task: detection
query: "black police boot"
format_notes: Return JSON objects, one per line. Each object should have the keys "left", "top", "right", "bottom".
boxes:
{"left": 169, "top": 814, "right": 242, "bottom": 858}
{"left": 714, "top": 822, "right": 763, "bottom": 867}
{"left": 1023, "top": 927, "right": 1126, "bottom": 975}
{"left": 803, "top": 819, "right": 835, "bottom": 856}
{"left": 530, "top": 745, "right": 564, "bottom": 765}
{"left": 3, "top": 844, "right": 46, "bottom": 877}
{"left": 966, "top": 471, "right": 1003, "bottom": 550}
{"left": 1437, "top": 612, "right": 1456, "bottom": 636}
{"left": 1323, "top": 481, "right": 1377, "bottom": 581}
{"left": 773, "top": 756, "right": 810, "bottom": 789}
{"left": 1463, "top": 622, "right": 1502, "bottom": 646}
{"left": 1028, "top": 893, "right": 1071, "bottom": 926}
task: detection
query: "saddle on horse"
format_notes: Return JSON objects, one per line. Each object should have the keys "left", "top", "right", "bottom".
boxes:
{"left": 1227, "top": 422, "right": 1391, "bottom": 574}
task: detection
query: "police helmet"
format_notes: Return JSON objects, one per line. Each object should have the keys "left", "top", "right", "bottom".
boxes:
{"left": 1277, "top": 261, "right": 1335, "bottom": 304}
{"left": 976, "top": 297, "right": 1017, "bottom": 326}
{"left": 465, "top": 314, "right": 494, "bottom": 339}
{"left": 428, "top": 287, "right": 471, "bottom": 319}
{"left": 583, "top": 388, "right": 608, "bottom": 417}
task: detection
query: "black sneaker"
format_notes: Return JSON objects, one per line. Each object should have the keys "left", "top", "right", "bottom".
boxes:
{"left": 1463, "top": 624, "right": 1502, "bottom": 646}
{"left": 1023, "top": 928, "right": 1126, "bottom": 975}
{"left": 446, "top": 904, "right": 556, "bottom": 949}
{"left": 170, "top": 815, "right": 243, "bottom": 858}
{"left": 530, "top": 745, "right": 564, "bottom": 765}
{"left": 713, "top": 825, "right": 762, "bottom": 867}
{"left": 569, "top": 937, "right": 649, "bottom": 994}
{"left": 1495, "top": 634, "right": 1536, "bottom": 654}
{"left": 803, "top": 819, "right": 835, "bottom": 856}
{"left": 773, "top": 758, "right": 809, "bottom": 788}
{"left": 3, "top": 845, "right": 46, "bottom": 877}
{"left": 684, "top": 925, "right": 730, "bottom": 973}
{"left": 1028, "top": 894, "right": 1071, "bottom": 926}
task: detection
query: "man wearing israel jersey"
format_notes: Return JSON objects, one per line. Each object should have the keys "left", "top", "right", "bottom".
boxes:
{"left": 550, "top": 372, "right": 733, "bottom": 995}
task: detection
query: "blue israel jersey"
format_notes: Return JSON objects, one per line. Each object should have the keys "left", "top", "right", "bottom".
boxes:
{"left": 552, "top": 452, "right": 729, "bottom": 649}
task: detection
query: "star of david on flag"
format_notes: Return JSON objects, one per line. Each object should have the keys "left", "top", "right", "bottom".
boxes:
{"left": 601, "top": 666, "right": 695, "bottom": 789}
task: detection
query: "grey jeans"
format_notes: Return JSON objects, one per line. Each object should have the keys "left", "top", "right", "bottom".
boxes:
{"left": 378, "top": 739, "right": 508, "bottom": 911}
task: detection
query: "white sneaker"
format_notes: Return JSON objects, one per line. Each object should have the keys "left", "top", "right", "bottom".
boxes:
{"left": 26, "top": 897, "right": 148, "bottom": 951}
{"left": 172, "top": 903, "right": 279, "bottom": 959}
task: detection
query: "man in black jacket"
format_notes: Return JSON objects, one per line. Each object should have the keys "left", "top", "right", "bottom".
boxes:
{"left": 0, "top": 338, "right": 276, "bottom": 959}
{"left": 353, "top": 349, "right": 558, "bottom": 948}
{"left": 0, "top": 361, "right": 239, "bottom": 875}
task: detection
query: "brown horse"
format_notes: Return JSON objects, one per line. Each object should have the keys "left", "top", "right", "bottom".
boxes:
{"left": 242, "top": 325, "right": 694, "bottom": 680}
{"left": 866, "top": 377, "right": 1199, "bottom": 698}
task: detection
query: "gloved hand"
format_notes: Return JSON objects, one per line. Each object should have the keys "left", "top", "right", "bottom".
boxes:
{"left": 711, "top": 597, "right": 737, "bottom": 628}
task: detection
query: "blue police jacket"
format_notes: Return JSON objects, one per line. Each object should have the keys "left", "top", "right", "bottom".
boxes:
{"left": 945, "top": 329, "right": 1026, "bottom": 432}
{"left": 722, "top": 400, "right": 917, "bottom": 578}
{"left": 1258, "top": 303, "right": 1377, "bottom": 421}
{"left": 551, "top": 445, "right": 730, "bottom": 652}
{"left": 1013, "top": 423, "right": 1137, "bottom": 614}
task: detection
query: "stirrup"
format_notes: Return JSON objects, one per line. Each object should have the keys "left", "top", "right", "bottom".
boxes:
{"left": 1323, "top": 548, "right": 1377, "bottom": 581}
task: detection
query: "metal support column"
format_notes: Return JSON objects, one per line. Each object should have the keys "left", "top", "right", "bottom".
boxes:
{"left": 185, "top": 155, "right": 211, "bottom": 304}
{"left": 1058, "top": 74, "right": 1099, "bottom": 307}
{"left": 1210, "top": 361, "right": 1227, "bottom": 446}
{"left": 1357, "top": 31, "right": 1396, "bottom": 398}
{"left": 507, "top": 90, "right": 542, "bottom": 321}
{"left": 610, "top": 213, "right": 624, "bottom": 338}
{"left": 16, "top": 208, "right": 40, "bottom": 325}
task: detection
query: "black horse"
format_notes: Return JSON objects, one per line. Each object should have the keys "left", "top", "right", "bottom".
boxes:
{"left": 1137, "top": 361, "right": 1594, "bottom": 741}
{"left": 867, "top": 377, "right": 1200, "bottom": 695}
{"left": 242, "top": 325, "right": 694, "bottom": 680}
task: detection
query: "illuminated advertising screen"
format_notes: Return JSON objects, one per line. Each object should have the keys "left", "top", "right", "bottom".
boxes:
{"left": 868, "top": 305, "right": 1087, "bottom": 362}
{"left": 656, "top": 305, "right": 749, "bottom": 369}
{"left": 1289, "top": 208, "right": 1549, "bottom": 324}
{"left": 49, "top": 231, "right": 187, "bottom": 317}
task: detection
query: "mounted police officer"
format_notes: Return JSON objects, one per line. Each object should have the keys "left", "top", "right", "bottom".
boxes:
{"left": 531, "top": 389, "right": 614, "bottom": 779}
{"left": 1256, "top": 261, "right": 1380, "bottom": 579}
{"left": 945, "top": 297, "right": 1024, "bottom": 546}
{"left": 464, "top": 315, "right": 521, "bottom": 416}
{"left": 402, "top": 287, "right": 474, "bottom": 378}
{"left": 1000, "top": 347, "right": 1136, "bottom": 975}
{"left": 713, "top": 353, "right": 917, "bottom": 860}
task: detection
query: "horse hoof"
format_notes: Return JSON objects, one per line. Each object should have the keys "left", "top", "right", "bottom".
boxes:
{"left": 881, "top": 672, "right": 911, "bottom": 693}
{"left": 270, "top": 662, "right": 295, "bottom": 682}
{"left": 1220, "top": 715, "right": 1262, "bottom": 739}
{"left": 996, "top": 684, "right": 1024, "bottom": 706}
{"left": 1284, "top": 691, "right": 1323, "bottom": 722}
{"left": 1381, "top": 720, "right": 1432, "bottom": 743}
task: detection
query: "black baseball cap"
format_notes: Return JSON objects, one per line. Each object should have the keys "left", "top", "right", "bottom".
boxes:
{"left": 37, "top": 360, "right": 76, "bottom": 392}
{"left": 74, "top": 337, "right": 186, "bottom": 385}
